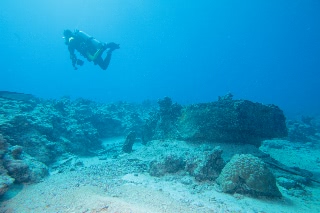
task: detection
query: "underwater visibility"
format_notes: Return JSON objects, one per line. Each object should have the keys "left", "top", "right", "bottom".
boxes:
{"left": 1, "top": 1, "right": 320, "bottom": 212}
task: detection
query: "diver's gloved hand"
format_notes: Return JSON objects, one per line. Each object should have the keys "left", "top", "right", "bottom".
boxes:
{"left": 105, "top": 42, "right": 120, "bottom": 51}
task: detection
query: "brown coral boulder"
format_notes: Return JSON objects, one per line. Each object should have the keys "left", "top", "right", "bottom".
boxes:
{"left": 149, "top": 154, "right": 186, "bottom": 177}
{"left": 187, "top": 146, "right": 225, "bottom": 181}
{"left": 216, "top": 154, "right": 281, "bottom": 198}
{"left": 5, "top": 160, "right": 30, "bottom": 183}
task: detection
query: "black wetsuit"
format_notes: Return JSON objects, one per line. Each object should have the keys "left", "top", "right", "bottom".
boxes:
{"left": 66, "top": 30, "right": 118, "bottom": 70}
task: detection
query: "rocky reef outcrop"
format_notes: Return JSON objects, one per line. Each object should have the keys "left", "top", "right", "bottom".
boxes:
{"left": 0, "top": 135, "right": 14, "bottom": 197}
{"left": 0, "top": 134, "right": 48, "bottom": 196}
{"left": 286, "top": 116, "right": 320, "bottom": 143}
{"left": 1, "top": 92, "right": 288, "bottom": 166}
{"left": 142, "top": 97, "right": 182, "bottom": 143}
{"left": 148, "top": 145, "right": 225, "bottom": 182}
{"left": 0, "top": 94, "right": 151, "bottom": 165}
{"left": 0, "top": 92, "right": 152, "bottom": 197}
{"left": 0, "top": 91, "right": 291, "bottom": 199}
{"left": 143, "top": 94, "right": 288, "bottom": 146}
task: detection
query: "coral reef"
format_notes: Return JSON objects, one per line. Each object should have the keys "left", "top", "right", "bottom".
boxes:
{"left": 0, "top": 133, "right": 48, "bottom": 196}
{"left": 216, "top": 154, "right": 282, "bottom": 198}
{"left": 0, "top": 92, "right": 291, "bottom": 199}
{"left": 287, "top": 118, "right": 319, "bottom": 142}
{"left": 0, "top": 96, "right": 151, "bottom": 164}
{"left": 0, "top": 135, "right": 14, "bottom": 196}
{"left": 1, "top": 93, "right": 288, "bottom": 167}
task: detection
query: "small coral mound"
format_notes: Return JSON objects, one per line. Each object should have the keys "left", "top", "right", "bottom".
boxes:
{"left": 187, "top": 146, "right": 225, "bottom": 181}
{"left": 0, "top": 133, "right": 49, "bottom": 197}
{"left": 0, "top": 175, "right": 14, "bottom": 196}
{"left": 216, "top": 154, "right": 281, "bottom": 198}
{"left": 149, "top": 154, "right": 186, "bottom": 177}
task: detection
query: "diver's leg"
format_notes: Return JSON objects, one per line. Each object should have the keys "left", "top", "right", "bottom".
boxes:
{"left": 104, "top": 42, "right": 120, "bottom": 50}
{"left": 97, "top": 43, "right": 119, "bottom": 70}
{"left": 96, "top": 52, "right": 112, "bottom": 70}
{"left": 95, "top": 57, "right": 104, "bottom": 69}
{"left": 102, "top": 52, "right": 112, "bottom": 70}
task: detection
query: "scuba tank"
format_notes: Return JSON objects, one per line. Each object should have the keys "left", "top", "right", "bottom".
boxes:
{"left": 74, "top": 30, "right": 103, "bottom": 50}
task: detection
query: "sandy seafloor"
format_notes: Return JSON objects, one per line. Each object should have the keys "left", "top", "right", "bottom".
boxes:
{"left": 1, "top": 137, "right": 320, "bottom": 213}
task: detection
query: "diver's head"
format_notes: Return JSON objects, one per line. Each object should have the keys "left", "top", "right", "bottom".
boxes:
{"left": 63, "top": 29, "right": 73, "bottom": 44}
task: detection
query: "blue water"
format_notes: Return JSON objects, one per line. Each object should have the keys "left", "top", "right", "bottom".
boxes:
{"left": 1, "top": 0, "right": 319, "bottom": 115}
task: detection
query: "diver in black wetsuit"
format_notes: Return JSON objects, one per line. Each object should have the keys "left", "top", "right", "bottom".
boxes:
{"left": 63, "top": 29, "right": 120, "bottom": 70}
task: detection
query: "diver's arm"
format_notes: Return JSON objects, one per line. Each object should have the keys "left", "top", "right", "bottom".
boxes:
{"left": 70, "top": 53, "right": 78, "bottom": 70}
{"left": 68, "top": 43, "right": 79, "bottom": 70}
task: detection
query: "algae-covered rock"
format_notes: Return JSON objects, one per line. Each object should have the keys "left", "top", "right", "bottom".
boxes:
{"left": 122, "top": 131, "right": 137, "bottom": 153}
{"left": 0, "top": 175, "right": 14, "bottom": 197}
{"left": 0, "top": 134, "right": 48, "bottom": 186}
{"left": 186, "top": 146, "right": 225, "bottom": 181}
{"left": 149, "top": 154, "right": 186, "bottom": 177}
{"left": 0, "top": 134, "right": 14, "bottom": 197}
{"left": 142, "top": 95, "right": 287, "bottom": 146}
{"left": 177, "top": 97, "right": 287, "bottom": 146}
{"left": 287, "top": 119, "right": 318, "bottom": 142}
{"left": 216, "top": 154, "right": 281, "bottom": 198}
{"left": 142, "top": 97, "right": 182, "bottom": 143}
{"left": 5, "top": 160, "right": 30, "bottom": 183}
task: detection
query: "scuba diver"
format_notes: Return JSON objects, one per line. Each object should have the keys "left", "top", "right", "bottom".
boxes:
{"left": 63, "top": 29, "right": 120, "bottom": 70}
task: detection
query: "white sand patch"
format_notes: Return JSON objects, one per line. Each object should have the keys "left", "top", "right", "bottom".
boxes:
{"left": 1, "top": 139, "right": 320, "bottom": 213}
